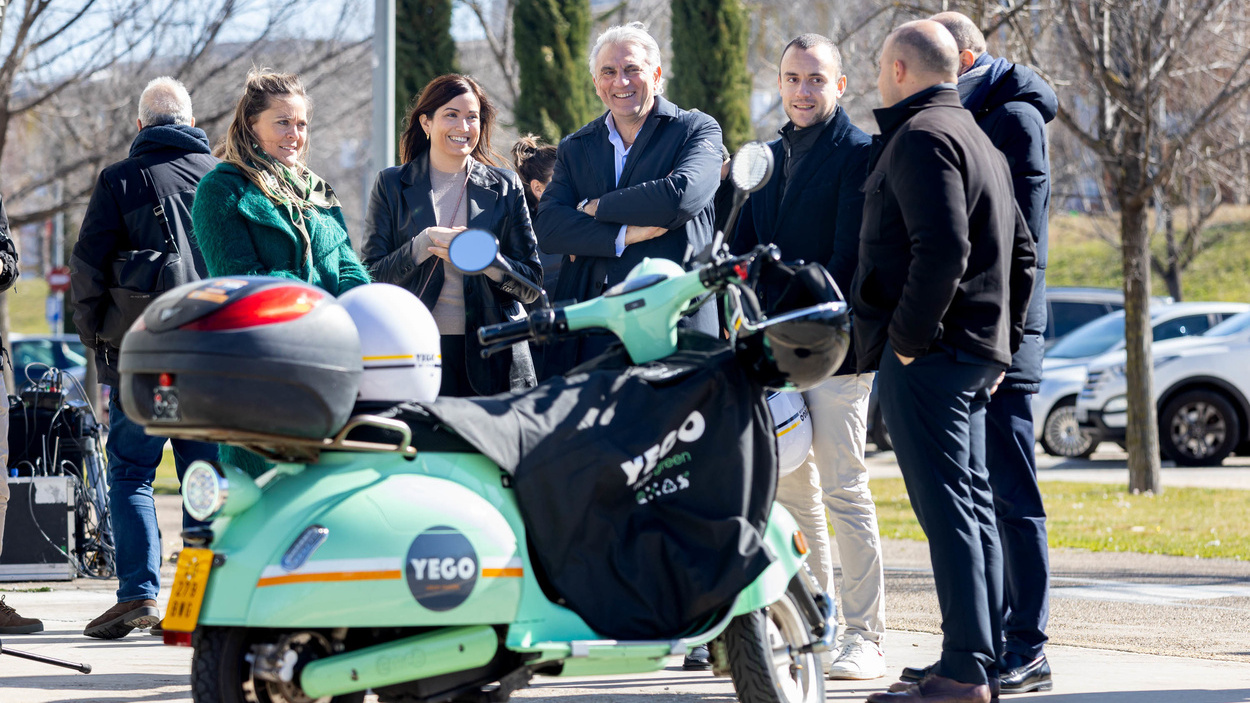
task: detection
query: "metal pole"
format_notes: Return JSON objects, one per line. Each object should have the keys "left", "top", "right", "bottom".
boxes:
{"left": 0, "top": 638, "right": 93, "bottom": 673}
{"left": 52, "top": 180, "right": 66, "bottom": 335}
{"left": 372, "top": 0, "right": 396, "bottom": 176}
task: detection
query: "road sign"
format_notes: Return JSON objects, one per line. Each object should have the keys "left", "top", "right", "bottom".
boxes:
{"left": 45, "top": 295, "right": 63, "bottom": 334}
{"left": 47, "top": 266, "right": 71, "bottom": 292}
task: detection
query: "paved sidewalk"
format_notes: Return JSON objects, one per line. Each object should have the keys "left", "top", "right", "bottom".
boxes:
{"left": 3, "top": 467, "right": 1249, "bottom": 702}
{"left": 4, "top": 623, "right": 1250, "bottom": 702}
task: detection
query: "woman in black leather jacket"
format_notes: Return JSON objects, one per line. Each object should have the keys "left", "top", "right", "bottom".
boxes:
{"left": 362, "top": 75, "right": 542, "bottom": 397}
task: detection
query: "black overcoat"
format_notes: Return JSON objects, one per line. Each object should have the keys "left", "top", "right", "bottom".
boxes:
{"left": 851, "top": 87, "right": 1036, "bottom": 372}
{"left": 732, "top": 107, "right": 872, "bottom": 375}
{"left": 535, "top": 97, "right": 723, "bottom": 372}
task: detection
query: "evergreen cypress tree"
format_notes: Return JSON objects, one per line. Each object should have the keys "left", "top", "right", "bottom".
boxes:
{"left": 395, "top": 0, "right": 458, "bottom": 138}
{"left": 514, "top": 0, "right": 595, "bottom": 143}
{"left": 669, "top": 0, "right": 752, "bottom": 151}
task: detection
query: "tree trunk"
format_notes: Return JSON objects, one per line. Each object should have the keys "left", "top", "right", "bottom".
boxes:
{"left": 1161, "top": 200, "right": 1183, "bottom": 301}
{"left": 1120, "top": 189, "right": 1162, "bottom": 494}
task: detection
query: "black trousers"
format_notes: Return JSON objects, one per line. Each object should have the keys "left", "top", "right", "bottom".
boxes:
{"left": 986, "top": 390, "right": 1049, "bottom": 663}
{"left": 439, "top": 335, "right": 474, "bottom": 398}
{"left": 878, "top": 340, "right": 1004, "bottom": 686}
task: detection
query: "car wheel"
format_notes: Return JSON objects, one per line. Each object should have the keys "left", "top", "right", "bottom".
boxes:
{"left": 1159, "top": 390, "right": 1242, "bottom": 467}
{"left": 1041, "top": 398, "right": 1099, "bottom": 458}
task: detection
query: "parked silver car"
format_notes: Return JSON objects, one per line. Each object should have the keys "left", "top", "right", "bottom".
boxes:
{"left": 1033, "top": 301, "right": 1249, "bottom": 457}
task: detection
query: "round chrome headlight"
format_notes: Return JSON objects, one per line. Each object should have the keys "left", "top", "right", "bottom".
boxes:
{"left": 183, "top": 460, "right": 229, "bottom": 522}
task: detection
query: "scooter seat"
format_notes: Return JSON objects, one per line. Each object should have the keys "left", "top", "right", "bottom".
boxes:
{"left": 346, "top": 401, "right": 479, "bottom": 454}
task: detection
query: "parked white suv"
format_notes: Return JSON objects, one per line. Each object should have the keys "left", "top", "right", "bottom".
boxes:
{"left": 1033, "top": 302, "right": 1248, "bottom": 458}
{"left": 1076, "top": 310, "right": 1250, "bottom": 466}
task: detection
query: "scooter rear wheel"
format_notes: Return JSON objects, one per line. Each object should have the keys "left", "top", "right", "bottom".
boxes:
{"left": 191, "top": 627, "right": 366, "bottom": 703}
{"left": 720, "top": 592, "right": 825, "bottom": 703}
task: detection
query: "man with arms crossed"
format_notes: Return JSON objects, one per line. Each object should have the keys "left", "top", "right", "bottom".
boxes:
{"left": 535, "top": 21, "right": 723, "bottom": 379}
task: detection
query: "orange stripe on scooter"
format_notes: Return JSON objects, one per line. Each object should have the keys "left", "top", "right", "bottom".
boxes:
{"left": 480, "top": 568, "right": 524, "bottom": 577}
{"left": 256, "top": 570, "right": 402, "bottom": 587}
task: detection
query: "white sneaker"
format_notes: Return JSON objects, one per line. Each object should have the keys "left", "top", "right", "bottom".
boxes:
{"left": 826, "top": 633, "right": 886, "bottom": 680}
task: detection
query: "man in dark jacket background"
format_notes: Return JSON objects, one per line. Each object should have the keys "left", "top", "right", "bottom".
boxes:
{"left": 69, "top": 77, "right": 219, "bottom": 640}
{"left": 919, "top": 12, "right": 1057, "bottom": 694}
{"left": 535, "top": 21, "right": 723, "bottom": 377}
{"left": 733, "top": 33, "right": 887, "bottom": 681}
{"left": 855, "top": 21, "right": 1035, "bottom": 703}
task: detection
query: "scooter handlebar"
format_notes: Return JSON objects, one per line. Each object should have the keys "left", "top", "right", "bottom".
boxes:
{"left": 478, "top": 319, "right": 532, "bottom": 347}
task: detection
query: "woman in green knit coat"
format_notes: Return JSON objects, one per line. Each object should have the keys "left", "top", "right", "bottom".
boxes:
{"left": 192, "top": 69, "right": 370, "bottom": 477}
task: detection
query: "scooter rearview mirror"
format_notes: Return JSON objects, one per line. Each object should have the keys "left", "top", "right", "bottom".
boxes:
{"left": 730, "top": 142, "right": 774, "bottom": 194}
{"left": 449, "top": 228, "right": 551, "bottom": 308}
{"left": 448, "top": 229, "right": 500, "bottom": 274}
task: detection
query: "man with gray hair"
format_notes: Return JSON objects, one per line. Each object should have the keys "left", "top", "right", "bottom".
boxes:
{"left": 905, "top": 11, "right": 1056, "bottom": 695}
{"left": 535, "top": 21, "right": 724, "bottom": 385}
{"left": 70, "top": 76, "right": 220, "bottom": 639}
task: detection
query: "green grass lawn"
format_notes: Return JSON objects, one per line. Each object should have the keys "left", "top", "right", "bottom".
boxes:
{"left": 5, "top": 276, "right": 56, "bottom": 334}
{"left": 1047, "top": 206, "right": 1250, "bottom": 302}
{"left": 873, "top": 477, "right": 1250, "bottom": 560}
{"left": 154, "top": 448, "right": 179, "bottom": 494}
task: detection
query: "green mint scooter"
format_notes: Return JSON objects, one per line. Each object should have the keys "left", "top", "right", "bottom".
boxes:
{"left": 129, "top": 143, "right": 843, "bottom": 703}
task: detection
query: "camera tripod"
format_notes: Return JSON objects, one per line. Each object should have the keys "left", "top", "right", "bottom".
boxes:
{"left": 0, "top": 636, "right": 92, "bottom": 673}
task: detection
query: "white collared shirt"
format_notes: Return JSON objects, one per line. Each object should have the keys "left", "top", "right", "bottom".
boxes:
{"left": 603, "top": 113, "right": 631, "bottom": 256}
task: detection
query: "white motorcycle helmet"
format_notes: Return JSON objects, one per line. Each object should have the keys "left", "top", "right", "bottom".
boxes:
{"left": 767, "top": 390, "right": 813, "bottom": 477}
{"left": 338, "top": 283, "right": 441, "bottom": 402}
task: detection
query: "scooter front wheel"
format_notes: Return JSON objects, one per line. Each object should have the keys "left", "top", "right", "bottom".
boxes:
{"left": 191, "top": 627, "right": 366, "bottom": 703}
{"left": 719, "top": 592, "right": 825, "bottom": 703}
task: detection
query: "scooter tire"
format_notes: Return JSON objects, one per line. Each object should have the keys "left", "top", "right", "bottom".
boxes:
{"left": 191, "top": 627, "right": 366, "bottom": 703}
{"left": 720, "top": 593, "right": 825, "bottom": 703}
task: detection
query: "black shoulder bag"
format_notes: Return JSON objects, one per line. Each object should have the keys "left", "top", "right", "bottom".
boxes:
{"left": 98, "top": 170, "right": 191, "bottom": 347}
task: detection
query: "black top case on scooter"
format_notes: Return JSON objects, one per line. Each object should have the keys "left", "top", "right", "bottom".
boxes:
{"left": 117, "top": 277, "right": 362, "bottom": 440}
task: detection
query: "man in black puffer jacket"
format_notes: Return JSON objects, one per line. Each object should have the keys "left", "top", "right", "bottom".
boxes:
{"left": 915, "top": 12, "right": 1057, "bottom": 695}
{"left": 70, "top": 77, "right": 220, "bottom": 640}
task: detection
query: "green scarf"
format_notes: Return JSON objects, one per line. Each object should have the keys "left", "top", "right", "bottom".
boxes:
{"left": 253, "top": 155, "right": 342, "bottom": 262}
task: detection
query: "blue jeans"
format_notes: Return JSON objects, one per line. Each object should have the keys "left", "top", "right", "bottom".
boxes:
{"left": 106, "top": 395, "right": 218, "bottom": 603}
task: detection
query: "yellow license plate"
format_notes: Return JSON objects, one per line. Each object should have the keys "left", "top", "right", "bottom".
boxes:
{"left": 165, "top": 548, "right": 214, "bottom": 633}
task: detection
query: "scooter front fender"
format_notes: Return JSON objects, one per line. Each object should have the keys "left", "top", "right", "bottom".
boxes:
{"left": 198, "top": 452, "right": 525, "bottom": 629}
{"left": 730, "top": 502, "right": 807, "bottom": 617}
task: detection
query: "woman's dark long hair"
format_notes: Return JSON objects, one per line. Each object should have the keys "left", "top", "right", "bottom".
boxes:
{"left": 511, "top": 134, "right": 558, "bottom": 216}
{"left": 399, "top": 74, "right": 502, "bottom": 167}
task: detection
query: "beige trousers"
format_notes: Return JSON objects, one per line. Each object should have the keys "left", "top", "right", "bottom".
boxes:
{"left": 774, "top": 372, "right": 886, "bottom": 643}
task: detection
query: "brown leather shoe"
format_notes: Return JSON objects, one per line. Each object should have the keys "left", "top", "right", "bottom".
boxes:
{"left": 0, "top": 596, "right": 44, "bottom": 634}
{"left": 867, "top": 673, "right": 992, "bottom": 703}
{"left": 84, "top": 599, "right": 159, "bottom": 639}
{"left": 892, "top": 670, "right": 1000, "bottom": 700}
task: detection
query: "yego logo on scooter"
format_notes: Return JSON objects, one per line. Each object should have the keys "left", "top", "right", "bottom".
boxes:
{"left": 619, "top": 409, "right": 705, "bottom": 502}
{"left": 404, "top": 526, "right": 479, "bottom": 611}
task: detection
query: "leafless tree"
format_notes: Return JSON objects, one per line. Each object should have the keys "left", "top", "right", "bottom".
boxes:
{"left": 0, "top": 0, "right": 371, "bottom": 388}
{"left": 1019, "top": 0, "right": 1250, "bottom": 493}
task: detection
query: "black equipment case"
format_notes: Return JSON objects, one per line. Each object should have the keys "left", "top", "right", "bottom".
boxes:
{"left": 0, "top": 476, "right": 75, "bottom": 581}
{"left": 118, "top": 277, "right": 362, "bottom": 440}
